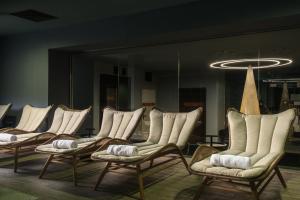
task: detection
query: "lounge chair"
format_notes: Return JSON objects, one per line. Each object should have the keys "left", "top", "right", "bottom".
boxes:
{"left": 0, "top": 104, "right": 52, "bottom": 134}
{"left": 0, "top": 105, "right": 91, "bottom": 172}
{"left": 189, "top": 108, "right": 295, "bottom": 200}
{"left": 91, "top": 107, "right": 202, "bottom": 200}
{"left": 0, "top": 103, "right": 12, "bottom": 122}
{"left": 35, "top": 107, "right": 145, "bottom": 186}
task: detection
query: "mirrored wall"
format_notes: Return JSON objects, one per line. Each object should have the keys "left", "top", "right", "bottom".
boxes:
{"left": 70, "top": 27, "right": 300, "bottom": 147}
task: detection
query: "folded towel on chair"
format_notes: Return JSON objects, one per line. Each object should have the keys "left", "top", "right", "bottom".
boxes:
{"left": 107, "top": 145, "right": 138, "bottom": 156}
{"left": 52, "top": 140, "right": 78, "bottom": 149}
{"left": 0, "top": 133, "right": 17, "bottom": 142}
{"left": 210, "top": 154, "right": 251, "bottom": 169}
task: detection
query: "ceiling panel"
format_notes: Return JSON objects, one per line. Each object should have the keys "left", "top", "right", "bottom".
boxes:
{"left": 0, "top": 0, "right": 198, "bottom": 35}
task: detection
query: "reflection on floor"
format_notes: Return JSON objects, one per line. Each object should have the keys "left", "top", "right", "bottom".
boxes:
{"left": 0, "top": 153, "right": 299, "bottom": 200}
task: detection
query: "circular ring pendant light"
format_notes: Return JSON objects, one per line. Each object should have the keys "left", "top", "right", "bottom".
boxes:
{"left": 210, "top": 58, "right": 292, "bottom": 70}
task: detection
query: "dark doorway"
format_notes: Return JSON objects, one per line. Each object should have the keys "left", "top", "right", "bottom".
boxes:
{"left": 179, "top": 88, "right": 206, "bottom": 143}
{"left": 99, "top": 74, "right": 131, "bottom": 123}
{"left": 48, "top": 49, "right": 72, "bottom": 107}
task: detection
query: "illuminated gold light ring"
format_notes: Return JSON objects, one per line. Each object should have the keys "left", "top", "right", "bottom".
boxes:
{"left": 210, "top": 58, "right": 292, "bottom": 70}
{"left": 220, "top": 59, "right": 280, "bottom": 69}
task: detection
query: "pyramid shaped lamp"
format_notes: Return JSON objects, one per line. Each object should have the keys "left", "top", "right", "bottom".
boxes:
{"left": 240, "top": 66, "right": 260, "bottom": 114}
{"left": 279, "top": 82, "right": 290, "bottom": 112}
{"left": 210, "top": 58, "right": 293, "bottom": 115}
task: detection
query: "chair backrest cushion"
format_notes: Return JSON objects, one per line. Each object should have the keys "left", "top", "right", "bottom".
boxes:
{"left": 16, "top": 105, "right": 52, "bottom": 132}
{"left": 97, "top": 107, "right": 145, "bottom": 139}
{"left": 47, "top": 106, "right": 91, "bottom": 135}
{"left": 0, "top": 103, "right": 11, "bottom": 121}
{"left": 147, "top": 108, "right": 202, "bottom": 149}
{"left": 228, "top": 109, "right": 295, "bottom": 154}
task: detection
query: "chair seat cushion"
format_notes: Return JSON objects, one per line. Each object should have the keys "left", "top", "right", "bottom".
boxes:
{"left": 190, "top": 149, "right": 280, "bottom": 178}
{"left": 0, "top": 132, "right": 41, "bottom": 146}
{"left": 91, "top": 142, "right": 164, "bottom": 162}
{"left": 35, "top": 137, "right": 99, "bottom": 153}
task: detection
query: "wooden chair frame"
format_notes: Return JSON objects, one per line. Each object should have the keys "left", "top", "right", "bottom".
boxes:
{"left": 37, "top": 134, "right": 113, "bottom": 186}
{"left": 36, "top": 107, "right": 145, "bottom": 186}
{"left": 189, "top": 146, "right": 287, "bottom": 200}
{"left": 189, "top": 108, "right": 296, "bottom": 200}
{"left": 91, "top": 107, "right": 201, "bottom": 200}
{"left": 0, "top": 105, "right": 91, "bottom": 172}
{"left": 92, "top": 143, "right": 190, "bottom": 200}
{"left": 0, "top": 132, "right": 58, "bottom": 172}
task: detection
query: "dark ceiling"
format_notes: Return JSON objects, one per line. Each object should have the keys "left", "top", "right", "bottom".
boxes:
{"left": 3, "top": 1, "right": 300, "bottom": 77}
{"left": 0, "top": 0, "right": 198, "bottom": 35}
{"left": 2, "top": 1, "right": 300, "bottom": 36}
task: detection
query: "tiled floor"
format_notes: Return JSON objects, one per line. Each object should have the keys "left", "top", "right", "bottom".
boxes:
{"left": 0, "top": 153, "right": 299, "bottom": 200}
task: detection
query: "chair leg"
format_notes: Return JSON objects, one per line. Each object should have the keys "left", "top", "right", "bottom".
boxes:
{"left": 187, "top": 143, "right": 191, "bottom": 155}
{"left": 149, "top": 159, "right": 153, "bottom": 167}
{"left": 275, "top": 166, "right": 287, "bottom": 188}
{"left": 178, "top": 150, "right": 191, "bottom": 175}
{"left": 193, "top": 176, "right": 208, "bottom": 200}
{"left": 250, "top": 181, "right": 259, "bottom": 200}
{"left": 136, "top": 164, "right": 145, "bottom": 200}
{"left": 94, "top": 162, "right": 111, "bottom": 190}
{"left": 14, "top": 147, "right": 19, "bottom": 173}
{"left": 205, "top": 177, "right": 213, "bottom": 185}
{"left": 39, "top": 155, "right": 54, "bottom": 179}
{"left": 72, "top": 155, "right": 78, "bottom": 186}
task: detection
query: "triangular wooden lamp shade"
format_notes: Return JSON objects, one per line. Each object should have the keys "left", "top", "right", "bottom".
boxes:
{"left": 279, "top": 82, "right": 290, "bottom": 112}
{"left": 240, "top": 66, "right": 260, "bottom": 114}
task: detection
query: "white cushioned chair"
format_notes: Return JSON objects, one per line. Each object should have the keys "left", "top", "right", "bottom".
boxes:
{"left": 0, "top": 104, "right": 52, "bottom": 134}
{"left": 0, "top": 103, "right": 12, "bottom": 122}
{"left": 35, "top": 107, "right": 145, "bottom": 186}
{"left": 189, "top": 108, "right": 296, "bottom": 200}
{"left": 91, "top": 107, "right": 202, "bottom": 200}
{"left": 0, "top": 105, "right": 90, "bottom": 172}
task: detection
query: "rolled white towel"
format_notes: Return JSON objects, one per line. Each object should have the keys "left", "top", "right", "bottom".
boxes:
{"left": 52, "top": 140, "right": 78, "bottom": 149}
{"left": 210, "top": 154, "right": 221, "bottom": 166}
{"left": 107, "top": 145, "right": 138, "bottom": 156}
{"left": 0, "top": 133, "right": 17, "bottom": 142}
{"left": 210, "top": 154, "right": 251, "bottom": 169}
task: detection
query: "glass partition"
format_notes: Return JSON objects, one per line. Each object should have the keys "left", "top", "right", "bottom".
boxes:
{"left": 70, "top": 28, "right": 300, "bottom": 152}
{"left": 71, "top": 54, "right": 94, "bottom": 135}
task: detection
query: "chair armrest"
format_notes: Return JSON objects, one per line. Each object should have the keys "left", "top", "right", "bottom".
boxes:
{"left": 2, "top": 128, "right": 29, "bottom": 134}
{"left": 73, "top": 137, "right": 112, "bottom": 154}
{"left": 189, "top": 145, "right": 219, "bottom": 167}
{"left": 42, "top": 133, "right": 80, "bottom": 145}
{"left": 139, "top": 143, "right": 181, "bottom": 163}
{"left": 0, "top": 127, "right": 12, "bottom": 132}
{"left": 35, "top": 132, "right": 56, "bottom": 140}
{"left": 111, "top": 138, "right": 132, "bottom": 145}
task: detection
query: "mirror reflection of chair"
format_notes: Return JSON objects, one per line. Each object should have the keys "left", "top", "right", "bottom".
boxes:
{"left": 0, "top": 105, "right": 90, "bottom": 172}
{"left": 91, "top": 107, "right": 202, "bottom": 200}
{"left": 189, "top": 108, "right": 296, "bottom": 200}
{"left": 36, "top": 107, "right": 145, "bottom": 186}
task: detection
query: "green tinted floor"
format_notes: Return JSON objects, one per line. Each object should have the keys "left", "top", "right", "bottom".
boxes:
{"left": 0, "top": 153, "right": 299, "bottom": 200}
